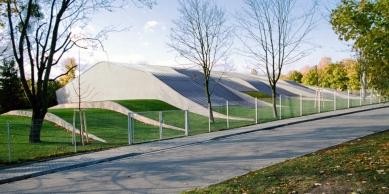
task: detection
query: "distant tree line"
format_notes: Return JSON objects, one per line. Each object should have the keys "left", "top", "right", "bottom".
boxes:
{"left": 283, "top": 0, "right": 389, "bottom": 98}
{"left": 281, "top": 57, "right": 370, "bottom": 92}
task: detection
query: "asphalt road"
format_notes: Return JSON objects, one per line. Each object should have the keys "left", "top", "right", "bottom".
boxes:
{"left": 0, "top": 106, "right": 388, "bottom": 194}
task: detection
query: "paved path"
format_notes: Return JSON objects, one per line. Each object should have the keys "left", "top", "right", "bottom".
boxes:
{"left": 0, "top": 104, "right": 388, "bottom": 193}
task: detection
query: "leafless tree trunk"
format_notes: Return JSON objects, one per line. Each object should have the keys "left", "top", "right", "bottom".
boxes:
{"left": 167, "top": 0, "right": 234, "bottom": 123}
{"left": 5, "top": 0, "right": 155, "bottom": 143}
{"left": 236, "top": 0, "right": 318, "bottom": 118}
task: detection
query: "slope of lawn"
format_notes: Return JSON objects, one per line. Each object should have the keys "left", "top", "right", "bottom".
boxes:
{"left": 113, "top": 99, "right": 180, "bottom": 112}
{"left": 244, "top": 91, "right": 272, "bottom": 103}
{"left": 0, "top": 106, "right": 188, "bottom": 166}
{"left": 219, "top": 91, "right": 368, "bottom": 122}
{"left": 1, "top": 98, "right": 381, "bottom": 167}
{"left": 183, "top": 130, "right": 389, "bottom": 194}
{"left": 0, "top": 115, "right": 112, "bottom": 166}
{"left": 113, "top": 99, "right": 255, "bottom": 135}
{"left": 48, "top": 108, "right": 185, "bottom": 144}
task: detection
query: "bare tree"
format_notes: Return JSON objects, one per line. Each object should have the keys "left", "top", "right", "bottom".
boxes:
{"left": 236, "top": 0, "right": 318, "bottom": 118}
{"left": 5, "top": 0, "right": 155, "bottom": 143}
{"left": 167, "top": 0, "right": 234, "bottom": 123}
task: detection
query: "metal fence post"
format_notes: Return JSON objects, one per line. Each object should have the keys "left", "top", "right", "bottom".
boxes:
{"left": 226, "top": 101, "right": 229, "bottom": 129}
{"left": 83, "top": 110, "right": 89, "bottom": 143}
{"left": 72, "top": 111, "right": 77, "bottom": 152}
{"left": 159, "top": 111, "right": 163, "bottom": 140}
{"left": 334, "top": 90, "right": 336, "bottom": 111}
{"left": 360, "top": 89, "right": 362, "bottom": 106}
{"left": 279, "top": 95, "right": 282, "bottom": 120}
{"left": 7, "top": 121, "right": 11, "bottom": 162}
{"left": 185, "top": 110, "right": 190, "bottom": 136}
{"left": 255, "top": 98, "right": 258, "bottom": 124}
{"left": 370, "top": 89, "right": 373, "bottom": 104}
{"left": 318, "top": 91, "right": 321, "bottom": 113}
{"left": 300, "top": 95, "right": 303, "bottom": 116}
{"left": 128, "top": 113, "right": 133, "bottom": 145}
{"left": 72, "top": 110, "right": 76, "bottom": 146}
{"left": 348, "top": 89, "right": 350, "bottom": 108}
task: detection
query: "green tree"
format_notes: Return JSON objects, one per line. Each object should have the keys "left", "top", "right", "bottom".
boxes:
{"left": 342, "top": 59, "right": 361, "bottom": 90}
{"left": 320, "top": 63, "right": 349, "bottom": 91}
{"left": 0, "top": 59, "right": 29, "bottom": 114}
{"left": 330, "top": 0, "right": 389, "bottom": 96}
{"left": 47, "top": 80, "right": 62, "bottom": 107}
{"left": 301, "top": 66, "right": 319, "bottom": 86}
{"left": 285, "top": 70, "right": 303, "bottom": 83}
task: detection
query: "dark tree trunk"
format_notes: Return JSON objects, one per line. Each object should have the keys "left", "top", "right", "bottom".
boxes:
{"left": 204, "top": 77, "right": 215, "bottom": 123}
{"left": 29, "top": 116, "right": 44, "bottom": 143}
{"left": 271, "top": 84, "right": 278, "bottom": 118}
{"left": 28, "top": 99, "right": 47, "bottom": 143}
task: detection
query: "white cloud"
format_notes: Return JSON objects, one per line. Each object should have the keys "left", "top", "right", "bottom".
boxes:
{"left": 143, "top": 21, "right": 159, "bottom": 33}
{"left": 141, "top": 42, "right": 150, "bottom": 47}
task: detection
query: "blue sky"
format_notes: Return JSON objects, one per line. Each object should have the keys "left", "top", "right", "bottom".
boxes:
{"left": 56, "top": 0, "right": 353, "bottom": 75}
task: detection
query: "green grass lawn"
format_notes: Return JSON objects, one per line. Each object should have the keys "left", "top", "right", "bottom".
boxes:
{"left": 213, "top": 94, "right": 372, "bottom": 122}
{"left": 114, "top": 99, "right": 255, "bottom": 136}
{"left": 0, "top": 115, "right": 113, "bottom": 166}
{"left": 0, "top": 98, "right": 382, "bottom": 167}
{"left": 113, "top": 99, "right": 180, "bottom": 112}
{"left": 183, "top": 130, "right": 389, "bottom": 194}
{"left": 0, "top": 104, "right": 186, "bottom": 166}
{"left": 49, "top": 108, "right": 187, "bottom": 144}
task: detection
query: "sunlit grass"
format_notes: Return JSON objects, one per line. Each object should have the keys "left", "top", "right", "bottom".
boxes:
{"left": 183, "top": 130, "right": 389, "bottom": 194}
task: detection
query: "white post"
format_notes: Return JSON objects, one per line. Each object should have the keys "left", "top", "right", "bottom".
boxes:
{"left": 159, "top": 111, "right": 163, "bottom": 140}
{"left": 128, "top": 113, "right": 133, "bottom": 145}
{"left": 334, "top": 90, "right": 336, "bottom": 110}
{"left": 185, "top": 110, "right": 190, "bottom": 136}
{"left": 348, "top": 89, "right": 350, "bottom": 108}
{"left": 300, "top": 94, "right": 302, "bottom": 116}
{"left": 255, "top": 98, "right": 258, "bottom": 124}
{"left": 83, "top": 110, "right": 89, "bottom": 143}
{"left": 79, "top": 109, "right": 84, "bottom": 146}
{"left": 7, "top": 121, "right": 11, "bottom": 162}
{"left": 208, "top": 103, "right": 211, "bottom": 133}
{"left": 370, "top": 89, "right": 373, "bottom": 104}
{"left": 318, "top": 91, "right": 321, "bottom": 113}
{"left": 360, "top": 89, "right": 362, "bottom": 106}
{"left": 226, "top": 101, "right": 229, "bottom": 129}
{"left": 279, "top": 95, "right": 282, "bottom": 120}
{"left": 72, "top": 110, "right": 76, "bottom": 152}
{"left": 72, "top": 110, "right": 76, "bottom": 145}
